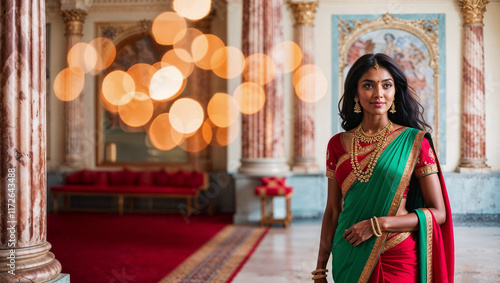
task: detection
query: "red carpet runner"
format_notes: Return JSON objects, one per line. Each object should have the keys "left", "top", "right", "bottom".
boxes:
{"left": 47, "top": 213, "right": 234, "bottom": 283}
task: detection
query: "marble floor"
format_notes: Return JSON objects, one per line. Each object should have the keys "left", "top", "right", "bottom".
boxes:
{"left": 232, "top": 222, "right": 500, "bottom": 283}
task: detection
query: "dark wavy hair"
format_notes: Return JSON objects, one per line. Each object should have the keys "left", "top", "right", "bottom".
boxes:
{"left": 338, "top": 53, "right": 431, "bottom": 132}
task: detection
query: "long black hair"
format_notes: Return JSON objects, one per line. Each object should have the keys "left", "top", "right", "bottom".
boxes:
{"left": 338, "top": 53, "right": 431, "bottom": 132}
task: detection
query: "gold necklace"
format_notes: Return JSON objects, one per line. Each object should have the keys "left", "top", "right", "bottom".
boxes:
{"left": 350, "top": 121, "right": 392, "bottom": 183}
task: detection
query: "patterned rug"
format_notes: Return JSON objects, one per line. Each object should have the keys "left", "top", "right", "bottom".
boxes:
{"left": 160, "top": 225, "right": 268, "bottom": 283}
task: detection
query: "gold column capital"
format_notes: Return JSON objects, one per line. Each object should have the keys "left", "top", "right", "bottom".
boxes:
{"left": 289, "top": 1, "right": 317, "bottom": 27}
{"left": 60, "top": 9, "right": 87, "bottom": 35}
{"left": 458, "top": 0, "right": 489, "bottom": 25}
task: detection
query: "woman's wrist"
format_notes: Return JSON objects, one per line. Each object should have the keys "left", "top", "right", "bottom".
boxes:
{"left": 378, "top": 216, "right": 388, "bottom": 232}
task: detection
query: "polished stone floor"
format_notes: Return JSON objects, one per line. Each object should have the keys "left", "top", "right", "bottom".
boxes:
{"left": 232, "top": 222, "right": 500, "bottom": 283}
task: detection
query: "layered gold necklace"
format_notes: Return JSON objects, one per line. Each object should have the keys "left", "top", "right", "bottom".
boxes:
{"left": 350, "top": 121, "right": 393, "bottom": 183}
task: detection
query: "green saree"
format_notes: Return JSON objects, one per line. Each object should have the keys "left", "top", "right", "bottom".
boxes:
{"left": 332, "top": 128, "right": 424, "bottom": 283}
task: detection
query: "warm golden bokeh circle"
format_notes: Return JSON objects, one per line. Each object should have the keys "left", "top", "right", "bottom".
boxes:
{"left": 127, "top": 63, "right": 156, "bottom": 94}
{"left": 207, "top": 92, "right": 239, "bottom": 128}
{"left": 149, "top": 66, "right": 184, "bottom": 101}
{"left": 67, "top": 42, "right": 97, "bottom": 74}
{"left": 214, "top": 122, "right": 240, "bottom": 147}
{"left": 242, "top": 53, "right": 277, "bottom": 85}
{"left": 179, "top": 120, "right": 213, "bottom": 152}
{"left": 271, "top": 41, "right": 303, "bottom": 73}
{"left": 102, "top": 70, "right": 136, "bottom": 106}
{"left": 173, "top": 28, "right": 203, "bottom": 57}
{"left": 53, "top": 67, "right": 85, "bottom": 102}
{"left": 118, "top": 92, "right": 154, "bottom": 127}
{"left": 293, "top": 64, "right": 328, "bottom": 103}
{"left": 169, "top": 98, "right": 205, "bottom": 134}
{"left": 151, "top": 12, "right": 187, "bottom": 45}
{"left": 148, "top": 113, "right": 184, "bottom": 151}
{"left": 173, "top": 0, "right": 211, "bottom": 20}
{"left": 161, "top": 49, "right": 194, "bottom": 79}
{"left": 191, "top": 34, "right": 225, "bottom": 70}
{"left": 89, "top": 37, "right": 116, "bottom": 74}
{"left": 211, "top": 46, "right": 245, "bottom": 79}
{"left": 233, "top": 82, "right": 266, "bottom": 115}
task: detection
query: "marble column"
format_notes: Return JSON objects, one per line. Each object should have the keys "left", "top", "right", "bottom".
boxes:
{"left": 290, "top": 1, "right": 320, "bottom": 174}
{"left": 60, "top": 9, "right": 87, "bottom": 169}
{"left": 239, "top": 0, "right": 288, "bottom": 175}
{"left": 457, "top": 0, "right": 491, "bottom": 173}
{"left": 0, "top": 0, "right": 62, "bottom": 281}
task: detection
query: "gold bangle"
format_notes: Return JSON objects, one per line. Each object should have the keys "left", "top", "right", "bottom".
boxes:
{"left": 371, "top": 217, "right": 382, "bottom": 237}
{"left": 373, "top": 216, "right": 382, "bottom": 237}
{"left": 311, "top": 268, "right": 328, "bottom": 275}
{"left": 312, "top": 274, "right": 327, "bottom": 280}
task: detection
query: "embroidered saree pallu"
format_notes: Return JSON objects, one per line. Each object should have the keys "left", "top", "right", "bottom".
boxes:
{"left": 328, "top": 128, "right": 454, "bottom": 283}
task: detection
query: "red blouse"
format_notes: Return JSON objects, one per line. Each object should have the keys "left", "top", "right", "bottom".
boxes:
{"left": 326, "top": 127, "right": 438, "bottom": 197}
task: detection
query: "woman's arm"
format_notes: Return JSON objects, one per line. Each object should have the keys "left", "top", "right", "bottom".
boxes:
{"left": 314, "top": 179, "right": 342, "bottom": 281}
{"left": 344, "top": 173, "right": 446, "bottom": 245}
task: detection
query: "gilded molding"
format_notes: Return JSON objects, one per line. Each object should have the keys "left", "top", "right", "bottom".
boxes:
{"left": 458, "top": 0, "right": 489, "bottom": 25}
{"left": 60, "top": 9, "right": 87, "bottom": 35}
{"left": 96, "top": 20, "right": 152, "bottom": 43}
{"left": 289, "top": 2, "right": 318, "bottom": 27}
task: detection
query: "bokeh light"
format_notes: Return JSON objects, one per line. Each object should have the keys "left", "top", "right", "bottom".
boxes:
{"left": 149, "top": 66, "right": 184, "bottom": 101}
{"left": 293, "top": 64, "right": 328, "bottom": 103}
{"left": 207, "top": 92, "right": 239, "bottom": 127}
{"left": 161, "top": 49, "right": 194, "bottom": 78}
{"left": 152, "top": 12, "right": 187, "bottom": 45}
{"left": 89, "top": 37, "right": 116, "bottom": 74}
{"left": 100, "top": 93, "right": 118, "bottom": 113}
{"left": 148, "top": 113, "right": 184, "bottom": 151}
{"left": 173, "top": 28, "right": 203, "bottom": 56}
{"left": 102, "top": 70, "right": 135, "bottom": 106}
{"left": 191, "top": 34, "right": 225, "bottom": 70}
{"left": 53, "top": 67, "right": 85, "bottom": 102}
{"left": 127, "top": 63, "right": 156, "bottom": 94}
{"left": 242, "top": 53, "right": 276, "bottom": 85}
{"left": 271, "top": 41, "right": 302, "bottom": 73}
{"left": 233, "top": 82, "right": 266, "bottom": 114}
{"left": 169, "top": 98, "right": 204, "bottom": 134}
{"left": 173, "top": 0, "right": 211, "bottom": 20}
{"left": 211, "top": 46, "right": 245, "bottom": 79}
{"left": 67, "top": 42, "right": 97, "bottom": 74}
{"left": 214, "top": 122, "right": 240, "bottom": 147}
{"left": 179, "top": 120, "right": 213, "bottom": 152}
{"left": 118, "top": 92, "right": 154, "bottom": 127}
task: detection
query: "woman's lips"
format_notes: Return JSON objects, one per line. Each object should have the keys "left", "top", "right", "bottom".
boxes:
{"left": 371, "top": 102, "right": 385, "bottom": 107}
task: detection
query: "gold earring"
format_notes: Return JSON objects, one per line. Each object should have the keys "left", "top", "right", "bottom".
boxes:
{"left": 354, "top": 97, "right": 362, "bottom": 113}
{"left": 390, "top": 101, "right": 396, "bottom": 114}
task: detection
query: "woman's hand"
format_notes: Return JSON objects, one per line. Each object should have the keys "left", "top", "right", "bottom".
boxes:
{"left": 343, "top": 219, "right": 374, "bottom": 246}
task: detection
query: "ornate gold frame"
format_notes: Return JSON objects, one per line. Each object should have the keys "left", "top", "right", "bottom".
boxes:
{"left": 338, "top": 13, "right": 441, "bottom": 154}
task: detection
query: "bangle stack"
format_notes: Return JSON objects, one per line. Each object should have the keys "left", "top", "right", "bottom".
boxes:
{"left": 311, "top": 269, "right": 328, "bottom": 280}
{"left": 370, "top": 216, "right": 382, "bottom": 237}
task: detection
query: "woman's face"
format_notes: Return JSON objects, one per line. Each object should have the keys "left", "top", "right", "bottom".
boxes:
{"left": 356, "top": 66, "right": 396, "bottom": 117}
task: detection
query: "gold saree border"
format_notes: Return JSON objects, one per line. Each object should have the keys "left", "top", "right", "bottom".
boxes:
{"left": 358, "top": 130, "right": 425, "bottom": 283}
{"left": 381, "top": 232, "right": 412, "bottom": 253}
{"left": 420, "top": 208, "right": 433, "bottom": 283}
{"left": 415, "top": 164, "right": 438, "bottom": 178}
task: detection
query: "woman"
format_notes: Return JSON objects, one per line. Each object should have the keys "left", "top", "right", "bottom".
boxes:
{"left": 312, "top": 53, "right": 454, "bottom": 283}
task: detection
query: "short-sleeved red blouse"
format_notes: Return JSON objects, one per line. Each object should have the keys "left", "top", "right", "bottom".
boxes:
{"left": 326, "top": 127, "right": 438, "bottom": 197}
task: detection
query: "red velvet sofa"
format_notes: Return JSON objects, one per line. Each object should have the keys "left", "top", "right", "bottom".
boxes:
{"left": 50, "top": 169, "right": 208, "bottom": 215}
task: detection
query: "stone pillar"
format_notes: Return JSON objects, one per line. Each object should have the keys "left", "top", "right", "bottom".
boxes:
{"left": 239, "top": 0, "right": 288, "bottom": 175}
{"left": 290, "top": 1, "right": 320, "bottom": 173}
{"left": 0, "top": 0, "right": 62, "bottom": 281}
{"left": 60, "top": 9, "right": 87, "bottom": 169}
{"left": 457, "top": 0, "right": 491, "bottom": 173}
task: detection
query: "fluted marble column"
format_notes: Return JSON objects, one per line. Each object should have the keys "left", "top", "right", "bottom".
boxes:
{"left": 0, "top": 0, "right": 62, "bottom": 281}
{"left": 457, "top": 0, "right": 491, "bottom": 173}
{"left": 290, "top": 1, "right": 320, "bottom": 173}
{"left": 60, "top": 9, "right": 87, "bottom": 169}
{"left": 239, "top": 0, "right": 288, "bottom": 175}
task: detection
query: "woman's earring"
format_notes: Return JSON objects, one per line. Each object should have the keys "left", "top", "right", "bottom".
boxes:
{"left": 390, "top": 101, "right": 396, "bottom": 114}
{"left": 354, "top": 97, "right": 362, "bottom": 113}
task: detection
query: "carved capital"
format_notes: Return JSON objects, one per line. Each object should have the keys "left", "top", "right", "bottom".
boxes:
{"left": 60, "top": 9, "right": 87, "bottom": 35}
{"left": 458, "top": 0, "right": 489, "bottom": 25}
{"left": 289, "top": 1, "right": 317, "bottom": 27}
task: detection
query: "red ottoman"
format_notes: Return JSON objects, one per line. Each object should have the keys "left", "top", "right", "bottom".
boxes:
{"left": 254, "top": 177, "right": 294, "bottom": 227}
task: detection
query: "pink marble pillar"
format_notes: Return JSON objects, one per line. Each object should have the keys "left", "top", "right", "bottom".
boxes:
{"left": 290, "top": 1, "right": 320, "bottom": 173}
{"left": 60, "top": 9, "right": 87, "bottom": 169}
{"left": 0, "top": 0, "right": 62, "bottom": 281}
{"left": 239, "top": 0, "right": 288, "bottom": 175}
{"left": 458, "top": 0, "right": 491, "bottom": 173}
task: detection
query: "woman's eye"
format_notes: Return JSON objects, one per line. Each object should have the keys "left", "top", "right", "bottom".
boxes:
{"left": 384, "top": 83, "right": 393, "bottom": 88}
{"left": 363, "top": 84, "right": 373, "bottom": 88}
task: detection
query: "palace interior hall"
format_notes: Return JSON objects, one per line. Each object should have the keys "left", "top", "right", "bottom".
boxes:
{"left": 1, "top": 0, "right": 500, "bottom": 282}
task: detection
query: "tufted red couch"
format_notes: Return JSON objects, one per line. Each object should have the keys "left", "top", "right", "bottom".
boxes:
{"left": 50, "top": 169, "right": 208, "bottom": 215}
